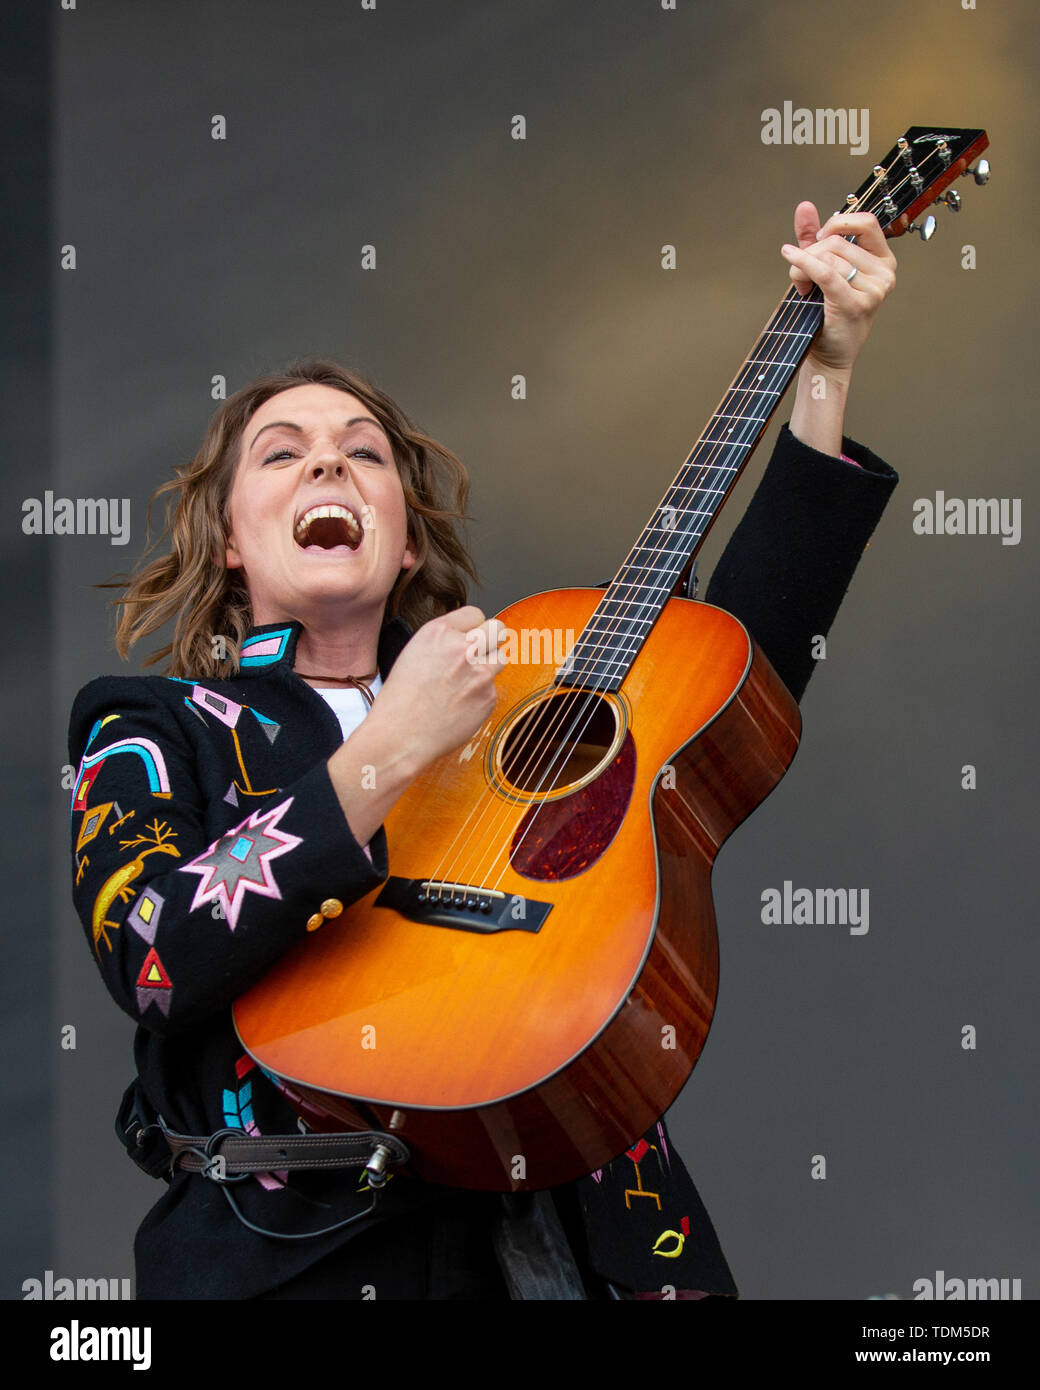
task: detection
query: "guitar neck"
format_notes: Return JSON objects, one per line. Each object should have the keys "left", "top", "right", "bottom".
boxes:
{"left": 560, "top": 284, "right": 824, "bottom": 692}
{"left": 556, "top": 122, "right": 989, "bottom": 695}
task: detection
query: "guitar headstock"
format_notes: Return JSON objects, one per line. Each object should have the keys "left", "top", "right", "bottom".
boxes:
{"left": 840, "top": 126, "right": 990, "bottom": 241}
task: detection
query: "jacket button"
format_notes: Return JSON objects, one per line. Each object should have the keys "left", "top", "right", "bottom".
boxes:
{"left": 306, "top": 912, "right": 324, "bottom": 933}
{"left": 320, "top": 898, "right": 343, "bottom": 918}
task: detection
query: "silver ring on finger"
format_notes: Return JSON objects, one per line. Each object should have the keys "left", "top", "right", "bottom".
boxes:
{"left": 845, "top": 264, "right": 859, "bottom": 284}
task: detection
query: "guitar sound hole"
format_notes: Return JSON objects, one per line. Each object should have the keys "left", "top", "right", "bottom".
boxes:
{"left": 497, "top": 692, "right": 621, "bottom": 797}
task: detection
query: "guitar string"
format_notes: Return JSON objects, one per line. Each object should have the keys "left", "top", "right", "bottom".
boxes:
{"left": 427, "top": 149, "right": 920, "bottom": 902}
{"left": 422, "top": 144, "right": 949, "bottom": 903}
{"left": 480, "top": 287, "right": 827, "bottom": 890}
{"left": 425, "top": 279, "right": 827, "bottom": 903}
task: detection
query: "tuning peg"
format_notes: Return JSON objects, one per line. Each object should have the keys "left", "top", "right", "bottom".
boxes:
{"left": 963, "top": 158, "right": 990, "bottom": 185}
{"left": 934, "top": 189, "right": 961, "bottom": 211}
{"left": 907, "top": 214, "right": 937, "bottom": 241}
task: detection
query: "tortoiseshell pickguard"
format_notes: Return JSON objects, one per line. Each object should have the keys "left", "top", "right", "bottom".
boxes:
{"left": 509, "top": 733, "right": 636, "bottom": 880}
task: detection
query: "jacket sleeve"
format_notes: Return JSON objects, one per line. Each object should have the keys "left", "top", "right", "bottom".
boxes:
{"left": 68, "top": 676, "right": 388, "bottom": 1038}
{"left": 704, "top": 423, "right": 898, "bottom": 702}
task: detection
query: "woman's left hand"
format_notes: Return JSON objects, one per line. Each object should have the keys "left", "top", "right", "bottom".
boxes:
{"left": 781, "top": 202, "right": 897, "bottom": 377}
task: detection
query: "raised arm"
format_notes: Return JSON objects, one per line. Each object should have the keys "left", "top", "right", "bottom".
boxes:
{"left": 704, "top": 205, "right": 899, "bottom": 701}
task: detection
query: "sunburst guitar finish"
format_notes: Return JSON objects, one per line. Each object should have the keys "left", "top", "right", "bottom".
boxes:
{"left": 234, "top": 588, "right": 801, "bottom": 1190}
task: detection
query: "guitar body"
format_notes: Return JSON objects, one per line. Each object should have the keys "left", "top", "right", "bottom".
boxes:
{"left": 234, "top": 587, "right": 801, "bottom": 1190}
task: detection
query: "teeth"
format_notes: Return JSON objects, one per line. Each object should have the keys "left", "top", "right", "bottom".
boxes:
{"left": 293, "top": 503, "right": 362, "bottom": 543}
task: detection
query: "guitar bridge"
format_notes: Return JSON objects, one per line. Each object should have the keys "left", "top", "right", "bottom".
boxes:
{"left": 373, "top": 877, "right": 551, "bottom": 935}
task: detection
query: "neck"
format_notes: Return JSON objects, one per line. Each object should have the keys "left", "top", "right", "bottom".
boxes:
{"left": 267, "top": 605, "right": 383, "bottom": 684}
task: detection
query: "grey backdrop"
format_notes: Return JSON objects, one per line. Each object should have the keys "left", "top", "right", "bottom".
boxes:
{"left": 11, "top": 0, "right": 1038, "bottom": 1300}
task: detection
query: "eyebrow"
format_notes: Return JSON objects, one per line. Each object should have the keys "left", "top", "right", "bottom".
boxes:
{"left": 248, "top": 416, "right": 387, "bottom": 452}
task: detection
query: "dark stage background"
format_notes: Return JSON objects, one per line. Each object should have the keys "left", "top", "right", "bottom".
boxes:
{"left": 5, "top": 0, "right": 1038, "bottom": 1302}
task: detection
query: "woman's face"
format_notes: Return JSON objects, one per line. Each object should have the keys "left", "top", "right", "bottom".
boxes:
{"left": 224, "top": 383, "right": 416, "bottom": 627}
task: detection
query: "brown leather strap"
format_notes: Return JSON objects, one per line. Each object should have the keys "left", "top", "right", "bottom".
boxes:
{"left": 160, "top": 1124, "right": 410, "bottom": 1178}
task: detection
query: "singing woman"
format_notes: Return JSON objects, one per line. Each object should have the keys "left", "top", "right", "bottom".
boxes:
{"left": 68, "top": 204, "right": 898, "bottom": 1298}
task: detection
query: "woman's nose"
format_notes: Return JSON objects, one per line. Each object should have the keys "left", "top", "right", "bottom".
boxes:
{"left": 310, "top": 453, "right": 345, "bottom": 478}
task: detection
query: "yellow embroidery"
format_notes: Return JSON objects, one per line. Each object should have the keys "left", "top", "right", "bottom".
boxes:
{"left": 91, "top": 819, "right": 180, "bottom": 956}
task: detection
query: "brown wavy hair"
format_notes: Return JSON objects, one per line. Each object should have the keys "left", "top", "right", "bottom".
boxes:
{"left": 103, "top": 359, "right": 477, "bottom": 678}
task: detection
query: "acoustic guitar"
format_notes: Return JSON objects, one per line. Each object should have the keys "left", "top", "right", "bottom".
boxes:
{"left": 235, "top": 126, "right": 989, "bottom": 1191}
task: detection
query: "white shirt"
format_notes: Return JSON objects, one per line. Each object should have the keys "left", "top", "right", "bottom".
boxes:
{"left": 313, "top": 673, "right": 383, "bottom": 743}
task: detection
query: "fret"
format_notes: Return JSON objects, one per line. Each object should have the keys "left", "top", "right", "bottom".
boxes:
{"left": 615, "top": 553, "right": 700, "bottom": 579}
{"left": 577, "top": 614, "right": 654, "bottom": 636}
{"left": 558, "top": 656, "right": 637, "bottom": 686}
{"left": 589, "top": 596, "right": 661, "bottom": 617}
{"left": 564, "top": 648, "right": 639, "bottom": 674}
{"left": 575, "top": 614, "right": 650, "bottom": 636}
{"left": 662, "top": 482, "right": 728, "bottom": 499}
{"left": 757, "top": 326, "right": 815, "bottom": 339}
{"left": 603, "top": 578, "right": 683, "bottom": 599}
{"left": 626, "top": 538, "right": 701, "bottom": 559}
{"left": 649, "top": 505, "right": 715, "bottom": 522}
{"left": 749, "top": 322, "right": 817, "bottom": 343}
{"left": 590, "top": 595, "right": 663, "bottom": 618}
{"left": 673, "top": 459, "right": 739, "bottom": 476}
{"left": 588, "top": 587, "right": 689, "bottom": 624}
{"left": 618, "top": 560, "right": 698, "bottom": 580}
{"left": 695, "top": 426, "right": 763, "bottom": 444}
{"left": 617, "top": 558, "right": 689, "bottom": 581}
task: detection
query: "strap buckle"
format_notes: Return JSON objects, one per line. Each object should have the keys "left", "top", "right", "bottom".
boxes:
{"left": 182, "top": 1128, "right": 253, "bottom": 1184}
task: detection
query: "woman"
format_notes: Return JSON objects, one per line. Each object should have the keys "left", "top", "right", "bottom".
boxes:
{"left": 69, "top": 205, "right": 898, "bottom": 1299}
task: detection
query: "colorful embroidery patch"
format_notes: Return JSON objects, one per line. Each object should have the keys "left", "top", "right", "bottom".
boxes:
{"left": 84, "top": 713, "right": 120, "bottom": 752}
{"left": 135, "top": 947, "right": 172, "bottom": 1015}
{"left": 652, "top": 1216, "right": 690, "bottom": 1258}
{"left": 126, "top": 886, "right": 165, "bottom": 944}
{"left": 73, "top": 735, "right": 172, "bottom": 805}
{"left": 250, "top": 708, "right": 280, "bottom": 743}
{"left": 224, "top": 1055, "right": 286, "bottom": 1190}
{"left": 76, "top": 800, "right": 115, "bottom": 850}
{"left": 189, "top": 685, "right": 242, "bottom": 729}
{"left": 72, "top": 761, "right": 106, "bottom": 814}
{"left": 239, "top": 627, "right": 292, "bottom": 667}
{"left": 623, "top": 1138, "right": 663, "bottom": 1211}
{"left": 90, "top": 820, "right": 179, "bottom": 956}
{"left": 179, "top": 797, "right": 301, "bottom": 931}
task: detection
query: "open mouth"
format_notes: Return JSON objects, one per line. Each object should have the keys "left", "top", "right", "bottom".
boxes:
{"left": 293, "top": 503, "right": 363, "bottom": 553}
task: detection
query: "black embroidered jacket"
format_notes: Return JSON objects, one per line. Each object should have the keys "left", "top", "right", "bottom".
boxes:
{"left": 68, "top": 425, "right": 897, "bottom": 1299}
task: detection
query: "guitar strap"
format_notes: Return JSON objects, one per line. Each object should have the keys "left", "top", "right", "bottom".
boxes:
{"left": 491, "top": 1192, "right": 591, "bottom": 1300}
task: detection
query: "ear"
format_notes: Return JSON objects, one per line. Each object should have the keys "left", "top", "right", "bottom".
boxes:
{"left": 223, "top": 533, "right": 243, "bottom": 570}
{"left": 400, "top": 533, "right": 418, "bottom": 571}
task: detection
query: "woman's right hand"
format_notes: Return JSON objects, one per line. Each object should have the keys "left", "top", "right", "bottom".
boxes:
{"left": 326, "top": 607, "right": 508, "bottom": 846}
{"left": 367, "top": 606, "right": 507, "bottom": 771}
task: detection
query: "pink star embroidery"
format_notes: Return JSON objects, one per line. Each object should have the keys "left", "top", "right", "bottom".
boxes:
{"left": 180, "top": 797, "right": 302, "bottom": 931}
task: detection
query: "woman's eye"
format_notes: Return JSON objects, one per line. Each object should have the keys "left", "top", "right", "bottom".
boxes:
{"left": 261, "top": 444, "right": 384, "bottom": 465}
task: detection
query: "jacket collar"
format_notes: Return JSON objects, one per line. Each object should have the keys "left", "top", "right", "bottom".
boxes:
{"left": 236, "top": 615, "right": 413, "bottom": 680}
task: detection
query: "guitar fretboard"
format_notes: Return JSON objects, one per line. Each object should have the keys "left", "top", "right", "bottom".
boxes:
{"left": 557, "top": 284, "right": 825, "bottom": 691}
